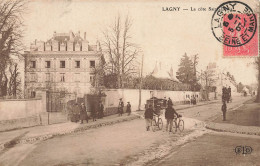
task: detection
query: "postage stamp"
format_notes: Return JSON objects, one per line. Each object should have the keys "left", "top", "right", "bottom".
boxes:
{"left": 211, "top": 1, "right": 258, "bottom": 57}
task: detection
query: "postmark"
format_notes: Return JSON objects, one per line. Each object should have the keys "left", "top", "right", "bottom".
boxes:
{"left": 211, "top": 1, "right": 257, "bottom": 48}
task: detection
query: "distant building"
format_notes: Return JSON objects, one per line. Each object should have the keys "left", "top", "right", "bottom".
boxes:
{"left": 148, "top": 62, "right": 191, "bottom": 91}
{"left": 24, "top": 31, "right": 104, "bottom": 98}
{"left": 202, "top": 62, "right": 237, "bottom": 96}
{"left": 151, "top": 62, "right": 178, "bottom": 81}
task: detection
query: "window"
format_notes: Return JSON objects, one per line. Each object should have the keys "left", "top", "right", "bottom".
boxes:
{"left": 30, "top": 61, "right": 36, "bottom": 68}
{"left": 45, "top": 61, "right": 51, "bottom": 68}
{"left": 31, "top": 91, "right": 36, "bottom": 98}
{"left": 90, "top": 60, "right": 95, "bottom": 68}
{"left": 30, "top": 73, "right": 37, "bottom": 82}
{"left": 90, "top": 75, "right": 94, "bottom": 84}
{"left": 60, "top": 73, "right": 65, "bottom": 82}
{"left": 75, "top": 73, "right": 80, "bottom": 82}
{"left": 60, "top": 61, "right": 65, "bottom": 68}
{"left": 45, "top": 73, "right": 50, "bottom": 82}
{"left": 75, "top": 61, "right": 80, "bottom": 68}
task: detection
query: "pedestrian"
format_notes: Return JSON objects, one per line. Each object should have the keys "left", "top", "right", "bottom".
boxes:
{"left": 118, "top": 98, "right": 124, "bottom": 116}
{"left": 126, "top": 102, "right": 131, "bottom": 116}
{"left": 80, "top": 103, "right": 88, "bottom": 124}
{"left": 165, "top": 104, "right": 179, "bottom": 132}
{"left": 144, "top": 104, "right": 154, "bottom": 131}
{"left": 74, "top": 103, "right": 80, "bottom": 123}
{"left": 91, "top": 104, "right": 97, "bottom": 122}
{"left": 193, "top": 95, "right": 197, "bottom": 105}
{"left": 221, "top": 101, "right": 227, "bottom": 121}
{"left": 99, "top": 101, "right": 104, "bottom": 119}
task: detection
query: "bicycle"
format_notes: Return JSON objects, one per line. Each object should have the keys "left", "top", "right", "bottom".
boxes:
{"left": 171, "top": 114, "right": 184, "bottom": 133}
{"left": 151, "top": 114, "right": 163, "bottom": 131}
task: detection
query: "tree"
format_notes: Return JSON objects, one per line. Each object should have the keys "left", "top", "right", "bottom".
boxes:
{"left": 176, "top": 53, "right": 198, "bottom": 90}
{"left": 8, "top": 61, "right": 21, "bottom": 97}
{"left": 255, "top": 57, "right": 260, "bottom": 102}
{"left": 0, "top": 0, "right": 26, "bottom": 97}
{"left": 102, "top": 14, "right": 139, "bottom": 89}
{"left": 200, "top": 69, "right": 215, "bottom": 100}
{"left": 191, "top": 54, "right": 200, "bottom": 91}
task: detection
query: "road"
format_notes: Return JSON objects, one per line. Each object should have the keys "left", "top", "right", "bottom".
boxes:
{"left": 152, "top": 132, "right": 260, "bottom": 166}
{"left": 0, "top": 96, "right": 254, "bottom": 166}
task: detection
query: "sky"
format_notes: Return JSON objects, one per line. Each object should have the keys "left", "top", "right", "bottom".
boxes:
{"left": 22, "top": 0, "right": 259, "bottom": 85}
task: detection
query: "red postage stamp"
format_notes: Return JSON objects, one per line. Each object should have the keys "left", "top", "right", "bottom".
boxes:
{"left": 211, "top": 1, "right": 258, "bottom": 57}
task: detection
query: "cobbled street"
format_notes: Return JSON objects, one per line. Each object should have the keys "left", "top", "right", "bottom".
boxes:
{"left": 0, "top": 96, "right": 257, "bottom": 166}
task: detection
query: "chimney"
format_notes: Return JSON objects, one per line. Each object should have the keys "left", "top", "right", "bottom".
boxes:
{"left": 84, "top": 32, "right": 86, "bottom": 40}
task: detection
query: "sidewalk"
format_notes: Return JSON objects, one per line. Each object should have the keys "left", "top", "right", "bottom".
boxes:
{"left": 0, "top": 100, "right": 219, "bottom": 151}
{"left": 135, "top": 99, "right": 219, "bottom": 117}
{"left": 206, "top": 97, "right": 260, "bottom": 136}
{"left": 0, "top": 114, "right": 140, "bottom": 151}
{"left": 0, "top": 99, "right": 219, "bottom": 152}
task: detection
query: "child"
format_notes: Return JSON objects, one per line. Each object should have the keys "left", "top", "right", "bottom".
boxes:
{"left": 126, "top": 102, "right": 131, "bottom": 116}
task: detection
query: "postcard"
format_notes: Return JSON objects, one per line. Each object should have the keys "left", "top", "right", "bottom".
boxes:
{"left": 0, "top": 0, "right": 259, "bottom": 165}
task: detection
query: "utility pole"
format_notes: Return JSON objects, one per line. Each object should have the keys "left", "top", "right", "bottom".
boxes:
{"left": 138, "top": 53, "right": 144, "bottom": 111}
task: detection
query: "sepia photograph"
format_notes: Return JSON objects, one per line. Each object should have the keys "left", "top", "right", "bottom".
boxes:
{"left": 0, "top": 0, "right": 259, "bottom": 165}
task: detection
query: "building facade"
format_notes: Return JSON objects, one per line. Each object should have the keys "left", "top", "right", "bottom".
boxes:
{"left": 202, "top": 62, "right": 237, "bottom": 96}
{"left": 24, "top": 31, "right": 104, "bottom": 98}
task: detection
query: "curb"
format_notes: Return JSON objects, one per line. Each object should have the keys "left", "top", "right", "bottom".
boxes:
{"left": 205, "top": 122, "right": 260, "bottom": 136}
{"left": 205, "top": 98, "right": 260, "bottom": 136}
{"left": 0, "top": 115, "right": 140, "bottom": 151}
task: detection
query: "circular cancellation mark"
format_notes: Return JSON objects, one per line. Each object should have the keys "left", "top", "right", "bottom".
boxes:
{"left": 211, "top": 1, "right": 257, "bottom": 47}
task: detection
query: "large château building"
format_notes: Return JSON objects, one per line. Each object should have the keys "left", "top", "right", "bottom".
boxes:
{"left": 24, "top": 31, "right": 104, "bottom": 98}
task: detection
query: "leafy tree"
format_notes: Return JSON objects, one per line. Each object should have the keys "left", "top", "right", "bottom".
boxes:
{"left": 104, "top": 73, "right": 118, "bottom": 88}
{"left": 176, "top": 53, "right": 198, "bottom": 90}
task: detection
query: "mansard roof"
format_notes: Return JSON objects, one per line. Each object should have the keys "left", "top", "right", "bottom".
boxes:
{"left": 47, "top": 31, "right": 85, "bottom": 43}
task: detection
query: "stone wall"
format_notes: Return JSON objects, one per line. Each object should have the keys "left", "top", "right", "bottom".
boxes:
{"left": 0, "top": 96, "right": 46, "bottom": 131}
{"left": 103, "top": 89, "right": 201, "bottom": 112}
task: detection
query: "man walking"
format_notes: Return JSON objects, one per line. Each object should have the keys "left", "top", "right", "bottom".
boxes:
{"left": 144, "top": 104, "right": 154, "bottom": 131}
{"left": 165, "top": 104, "right": 179, "bottom": 132}
{"left": 80, "top": 103, "right": 88, "bottom": 124}
{"left": 221, "top": 101, "right": 227, "bottom": 121}
{"left": 98, "top": 101, "right": 104, "bottom": 119}
{"left": 91, "top": 104, "right": 97, "bottom": 122}
{"left": 118, "top": 98, "right": 124, "bottom": 116}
